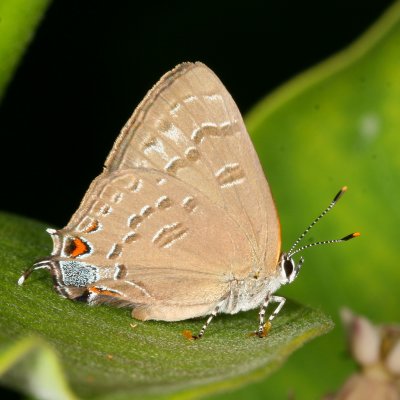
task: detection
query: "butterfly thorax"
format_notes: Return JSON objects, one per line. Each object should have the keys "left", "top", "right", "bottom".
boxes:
{"left": 220, "top": 270, "right": 283, "bottom": 315}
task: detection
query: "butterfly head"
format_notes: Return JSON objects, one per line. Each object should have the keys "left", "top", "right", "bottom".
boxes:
{"left": 279, "top": 253, "right": 304, "bottom": 284}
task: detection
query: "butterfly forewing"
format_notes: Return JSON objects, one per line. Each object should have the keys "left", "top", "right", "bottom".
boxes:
{"left": 104, "top": 62, "right": 280, "bottom": 272}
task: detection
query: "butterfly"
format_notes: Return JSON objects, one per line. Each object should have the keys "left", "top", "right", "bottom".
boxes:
{"left": 19, "top": 62, "right": 359, "bottom": 339}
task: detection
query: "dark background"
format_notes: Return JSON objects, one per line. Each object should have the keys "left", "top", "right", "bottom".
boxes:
{"left": 0, "top": 0, "right": 395, "bottom": 228}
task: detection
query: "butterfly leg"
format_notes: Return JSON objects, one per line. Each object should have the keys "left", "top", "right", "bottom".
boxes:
{"left": 183, "top": 305, "right": 220, "bottom": 340}
{"left": 256, "top": 294, "right": 286, "bottom": 338}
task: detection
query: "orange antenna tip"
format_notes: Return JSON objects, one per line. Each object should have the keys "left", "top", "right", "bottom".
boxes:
{"left": 341, "top": 232, "right": 361, "bottom": 241}
{"left": 334, "top": 186, "right": 348, "bottom": 202}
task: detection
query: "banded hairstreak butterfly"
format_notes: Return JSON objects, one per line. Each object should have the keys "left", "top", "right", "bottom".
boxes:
{"left": 19, "top": 62, "right": 359, "bottom": 338}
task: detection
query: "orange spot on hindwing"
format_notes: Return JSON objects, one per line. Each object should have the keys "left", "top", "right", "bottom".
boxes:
{"left": 88, "top": 286, "right": 121, "bottom": 298}
{"left": 84, "top": 220, "right": 99, "bottom": 233}
{"left": 65, "top": 237, "right": 91, "bottom": 258}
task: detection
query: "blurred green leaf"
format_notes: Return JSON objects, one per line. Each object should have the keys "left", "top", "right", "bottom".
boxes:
{"left": 0, "top": 337, "right": 76, "bottom": 400}
{"left": 0, "top": 212, "right": 332, "bottom": 399}
{"left": 209, "top": 2, "right": 400, "bottom": 399}
{"left": 0, "top": 0, "right": 51, "bottom": 101}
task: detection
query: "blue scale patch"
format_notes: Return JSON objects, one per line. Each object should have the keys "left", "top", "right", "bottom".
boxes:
{"left": 59, "top": 261, "right": 99, "bottom": 287}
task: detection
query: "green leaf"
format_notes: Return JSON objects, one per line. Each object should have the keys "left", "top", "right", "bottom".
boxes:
{"left": 0, "top": 0, "right": 52, "bottom": 101}
{"left": 209, "top": 2, "right": 400, "bottom": 399}
{"left": 0, "top": 211, "right": 332, "bottom": 399}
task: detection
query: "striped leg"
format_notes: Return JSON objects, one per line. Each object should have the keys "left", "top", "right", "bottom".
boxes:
{"left": 256, "top": 294, "right": 286, "bottom": 338}
{"left": 257, "top": 293, "right": 271, "bottom": 335}
{"left": 183, "top": 305, "right": 220, "bottom": 340}
{"left": 195, "top": 305, "right": 220, "bottom": 339}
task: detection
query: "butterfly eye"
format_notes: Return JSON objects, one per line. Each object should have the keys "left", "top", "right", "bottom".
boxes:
{"left": 283, "top": 259, "right": 294, "bottom": 278}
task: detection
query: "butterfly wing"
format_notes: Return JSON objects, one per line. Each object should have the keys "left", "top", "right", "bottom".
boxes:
{"left": 104, "top": 62, "right": 281, "bottom": 271}
{"left": 63, "top": 169, "right": 253, "bottom": 320}
{"left": 58, "top": 62, "right": 281, "bottom": 320}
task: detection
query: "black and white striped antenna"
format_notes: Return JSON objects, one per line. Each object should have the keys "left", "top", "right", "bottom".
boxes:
{"left": 287, "top": 186, "right": 360, "bottom": 258}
